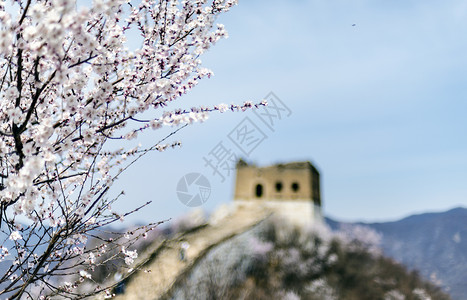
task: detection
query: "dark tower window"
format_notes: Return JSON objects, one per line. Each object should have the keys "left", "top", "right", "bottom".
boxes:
{"left": 255, "top": 184, "right": 263, "bottom": 198}
{"left": 291, "top": 182, "right": 299, "bottom": 192}
{"left": 275, "top": 182, "right": 283, "bottom": 192}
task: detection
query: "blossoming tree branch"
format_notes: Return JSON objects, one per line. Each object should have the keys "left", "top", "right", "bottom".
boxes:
{"left": 0, "top": 0, "right": 264, "bottom": 298}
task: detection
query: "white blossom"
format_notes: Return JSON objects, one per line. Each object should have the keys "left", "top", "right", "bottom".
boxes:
{"left": 79, "top": 270, "right": 92, "bottom": 279}
{"left": 9, "top": 231, "right": 22, "bottom": 241}
{"left": 9, "top": 274, "right": 18, "bottom": 282}
{"left": 122, "top": 246, "right": 138, "bottom": 265}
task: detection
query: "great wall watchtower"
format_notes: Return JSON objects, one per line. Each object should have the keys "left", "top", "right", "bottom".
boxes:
{"left": 233, "top": 160, "right": 323, "bottom": 227}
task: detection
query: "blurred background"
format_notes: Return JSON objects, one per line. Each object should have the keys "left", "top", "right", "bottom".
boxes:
{"left": 112, "top": 0, "right": 467, "bottom": 225}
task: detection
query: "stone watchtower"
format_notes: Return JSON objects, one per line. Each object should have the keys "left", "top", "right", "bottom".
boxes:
{"left": 233, "top": 160, "right": 322, "bottom": 227}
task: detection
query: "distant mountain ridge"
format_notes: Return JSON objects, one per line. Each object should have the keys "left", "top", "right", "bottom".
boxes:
{"left": 326, "top": 207, "right": 467, "bottom": 300}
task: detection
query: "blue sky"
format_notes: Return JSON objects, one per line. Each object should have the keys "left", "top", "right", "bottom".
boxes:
{"left": 112, "top": 0, "right": 467, "bottom": 225}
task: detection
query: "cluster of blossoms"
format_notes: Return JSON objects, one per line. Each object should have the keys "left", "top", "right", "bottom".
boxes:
{"left": 0, "top": 246, "right": 9, "bottom": 261}
{"left": 121, "top": 246, "right": 138, "bottom": 265}
{"left": 0, "top": 0, "right": 255, "bottom": 298}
